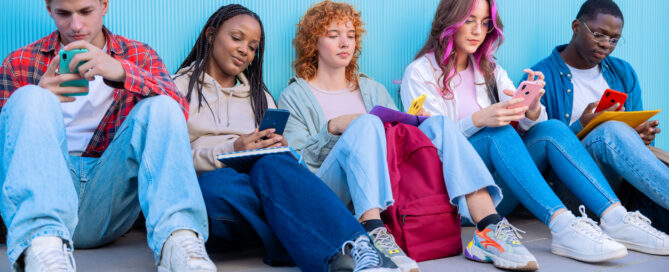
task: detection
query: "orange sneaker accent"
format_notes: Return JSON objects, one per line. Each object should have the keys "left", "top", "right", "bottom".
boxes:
{"left": 476, "top": 229, "right": 505, "bottom": 253}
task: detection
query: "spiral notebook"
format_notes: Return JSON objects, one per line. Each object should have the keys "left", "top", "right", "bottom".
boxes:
{"left": 216, "top": 146, "right": 305, "bottom": 173}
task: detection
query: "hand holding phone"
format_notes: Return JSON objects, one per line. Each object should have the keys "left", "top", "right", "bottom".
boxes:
{"left": 594, "top": 89, "right": 627, "bottom": 113}
{"left": 59, "top": 48, "right": 89, "bottom": 96}
{"left": 509, "top": 81, "right": 543, "bottom": 109}
{"left": 407, "top": 94, "right": 427, "bottom": 115}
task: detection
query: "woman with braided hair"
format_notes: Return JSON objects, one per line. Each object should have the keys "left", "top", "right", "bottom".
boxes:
{"left": 173, "top": 4, "right": 400, "bottom": 272}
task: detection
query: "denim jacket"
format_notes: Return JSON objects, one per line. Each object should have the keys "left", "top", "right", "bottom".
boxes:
{"left": 527, "top": 44, "right": 643, "bottom": 134}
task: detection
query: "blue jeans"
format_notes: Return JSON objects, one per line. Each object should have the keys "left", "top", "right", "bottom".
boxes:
{"left": 0, "top": 86, "right": 208, "bottom": 267}
{"left": 199, "top": 154, "right": 366, "bottom": 272}
{"left": 582, "top": 121, "right": 669, "bottom": 209}
{"left": 469, "top": 121, "right": 621, "bottom": 224}
{"left": 317, "top": 114, "right": 501, "bottom": 222}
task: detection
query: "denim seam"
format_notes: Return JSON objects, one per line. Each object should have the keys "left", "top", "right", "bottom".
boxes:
{"left": 473, "top": 134, "right": 560, "bottom": 225}
{"left": 586, "top": 136, "right": 664, "bottom": 204}
{"left": 526, "top": 136, "right": 619, "bottom": 216}
{"left": 337, "top": 146, "right": 393, "bottom": 219}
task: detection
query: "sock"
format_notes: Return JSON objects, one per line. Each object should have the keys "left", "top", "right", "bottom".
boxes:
{"left": 600, "top": 205, "right": 628, "bottom": 227}
{"left": 548, "top": 210, "right": 576, "bottom": 233}
{"left": 477, "top": 214, "right": 503, "bottom": 231}
{"left": 361, "top": 219, "right": 384, "bottom": 232}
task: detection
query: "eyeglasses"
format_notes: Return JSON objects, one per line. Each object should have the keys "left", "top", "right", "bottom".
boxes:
{"left": 464, "top": 19, "right": 495, "bottom": 34}
{"left": 579, "top": 19, "right": 624, "bottom": 47}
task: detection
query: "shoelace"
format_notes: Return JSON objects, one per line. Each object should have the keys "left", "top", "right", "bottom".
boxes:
{"left": 495, "top": 218, "right": 525, "bottom": 243}
{"left": 36, "top": 244, "right": 76, "bottom": 272}
{"left": 369, "top": 227, "right": 401, "bottom": 252}
{"left": 174, "top": 235, "right": 208, "bottom": 261}
{"left": 625, "top": 211, "right": 667, "bottom": 237}
{"left": 342, "top": 238, "right": 382, "bottom": 272}
{"left": 573, "top": 205, "right": 609, "bottom": 241}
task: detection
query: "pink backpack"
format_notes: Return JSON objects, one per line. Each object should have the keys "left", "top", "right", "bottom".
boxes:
{"left": 381, "top": 122, "right": 462, "bottom": 262}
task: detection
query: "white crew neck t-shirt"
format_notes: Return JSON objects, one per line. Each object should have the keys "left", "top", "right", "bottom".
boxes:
{"left": 566, "top": 63, "right": 610, "bottom": 124}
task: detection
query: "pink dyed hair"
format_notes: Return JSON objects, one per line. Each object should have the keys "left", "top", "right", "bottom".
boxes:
{"left": 416, "top": 0, "right": 505, "bottom": 99}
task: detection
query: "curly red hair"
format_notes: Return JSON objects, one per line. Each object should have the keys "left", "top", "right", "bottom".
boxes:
{"left": 293, "top": 1, "right": 365, "bottom": 89}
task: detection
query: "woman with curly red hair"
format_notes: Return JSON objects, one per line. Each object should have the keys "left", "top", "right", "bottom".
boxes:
{"left": 280, "top": 1, "right": 538, "bottom": 271}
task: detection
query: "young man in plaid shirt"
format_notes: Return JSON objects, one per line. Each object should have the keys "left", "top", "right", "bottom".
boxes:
{"left": 0, "top": 0, "right": 216, "bottom": 271}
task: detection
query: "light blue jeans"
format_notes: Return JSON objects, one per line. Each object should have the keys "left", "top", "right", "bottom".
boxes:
{"left": 582, "top": 120, "right": 669, "bottom": 209}
{"left": 316, "top": 114, "right": 501, "bottom": 222}
{"left": 0, "top": 86, "right": 208, "bottom": 267}
{"left": 468, "top": 120, "right": 620, "bottom": 225}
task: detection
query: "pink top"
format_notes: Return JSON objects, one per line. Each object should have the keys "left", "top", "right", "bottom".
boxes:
{"left": 453, "top": 64, "right": 481, "bottom": 120}
{"left": 309, "top": 83, "right": 367, "bottom": 121}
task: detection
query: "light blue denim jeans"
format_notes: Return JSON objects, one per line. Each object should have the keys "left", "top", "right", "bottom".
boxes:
{"left": 582, "top": 120, "right": 669, "bottom": 210}
{"left": 316, "top": 114, "right": 501, "bottom": 222}
{"left": 0, "top": 86, "right": 208, "bottom": 267}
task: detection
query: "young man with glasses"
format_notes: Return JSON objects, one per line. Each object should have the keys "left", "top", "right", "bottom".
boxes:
{"left": 527, "top": 0, "right": 669, "bottom": 243}
{"left": 0, "top": 0, "right": 216, "bottom": 271}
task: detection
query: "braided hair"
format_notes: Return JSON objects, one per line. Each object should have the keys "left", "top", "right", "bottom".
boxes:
{"left": 175, "top": 4, "right": 269, "bottom": 126}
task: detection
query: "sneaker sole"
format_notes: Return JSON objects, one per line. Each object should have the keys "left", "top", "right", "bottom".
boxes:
{"left": 551, "top": 245, "right": 627, "bottom": 262}
{"left": 465, "top": 242, "right": 538, "bottom": 271}
{"left": 618, "top": 241, "right": 669, "bottom": 255}
{"left": 390, "top": 256, "right": 420, "bottom": 272}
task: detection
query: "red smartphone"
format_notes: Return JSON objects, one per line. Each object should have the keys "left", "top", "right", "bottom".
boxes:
{"left": 510, "top": 81, "right": 543, "bottom": 108}
{"left": 594, "top": 89, "right": 627, "bottom": 113}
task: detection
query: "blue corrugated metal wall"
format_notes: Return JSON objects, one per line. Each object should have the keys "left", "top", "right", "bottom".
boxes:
{"left": 1, "top": 0, "right": 667, "bottom": 150}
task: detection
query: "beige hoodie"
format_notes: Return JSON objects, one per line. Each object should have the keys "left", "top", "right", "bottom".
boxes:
{"left": 173, "top": 66, "right": 276, "bottom": 173}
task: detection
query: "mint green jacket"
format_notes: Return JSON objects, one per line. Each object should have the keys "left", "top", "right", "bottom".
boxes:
{"left": 278, "top": 76, "right": 397, "bottom": 173}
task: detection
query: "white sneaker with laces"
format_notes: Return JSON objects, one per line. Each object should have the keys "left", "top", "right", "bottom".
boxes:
{"left": 24, "top": 236, "right": 75, "bottom": 272}
{"left": 158, "top": 230, "right": 216, "bottom": 272}
{"left": 368, "top": 227, "right": 419, "bottom": 272}
{"left": 601, "top": 210, "right": 669, "bottom": 255}
{"left": 551, "top": 206, "right": 627, "bottom": 262}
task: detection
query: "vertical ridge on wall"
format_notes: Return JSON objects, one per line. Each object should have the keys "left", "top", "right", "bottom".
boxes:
{"left": 1, "top": 0, "right": 668, "bottom": 150}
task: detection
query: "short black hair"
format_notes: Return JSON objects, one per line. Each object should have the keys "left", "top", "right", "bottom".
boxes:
{"left": 576, "top": 0, "right": 624, "bottom": 24}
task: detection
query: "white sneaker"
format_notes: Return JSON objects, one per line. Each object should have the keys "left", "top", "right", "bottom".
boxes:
{"left": 158, "top": 230, "right": 216, "bottom": 272}
{"left": 551, "top": 206, "right": 627, "bottom": 262}
{"left": 24, "top": 236, "right": 75, "bottom": 272}
{"left": 601, "top": 210, "right": 669, "bottom": 255}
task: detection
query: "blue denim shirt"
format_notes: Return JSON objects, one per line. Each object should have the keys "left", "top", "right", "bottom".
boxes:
{"left": 525, "top": 44, "right": 643, "bottom": 134}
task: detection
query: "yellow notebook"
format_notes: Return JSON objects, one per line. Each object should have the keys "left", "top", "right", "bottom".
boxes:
{"left": 577, "top": 110, "right": 661, "bottom": 139}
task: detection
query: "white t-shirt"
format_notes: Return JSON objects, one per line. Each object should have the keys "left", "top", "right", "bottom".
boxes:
{"left": 566, "top": 64, "right": 610, "bottom": 124}
{"left": 60, "top": 44, "right": 115, "bottom": 154}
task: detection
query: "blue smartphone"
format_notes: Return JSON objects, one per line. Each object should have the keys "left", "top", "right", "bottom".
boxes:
{"left": 258, "top": 109, "right": 290, "bottom": 135}
{"left": 58, "top": 48, "right": 89, "bottom": 95}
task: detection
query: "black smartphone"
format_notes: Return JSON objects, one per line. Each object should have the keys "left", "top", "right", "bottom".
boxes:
{"left": 258, "top": 108, "right": 290, "bottom": 135}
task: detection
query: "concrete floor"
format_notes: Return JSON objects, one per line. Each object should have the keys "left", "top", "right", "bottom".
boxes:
{"left": 1, "top": 216, "right": 668, "bottom": 272}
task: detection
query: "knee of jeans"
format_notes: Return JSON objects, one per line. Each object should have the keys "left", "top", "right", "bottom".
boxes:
{"left": 198, "top": 169, "right": 249, "bottom": 206}
{"left": 5, "top": 85, "right": 61, "bottom": 119}
{"left": 530, "top": 119, "right": 571, "bottom": 138}
{"left": 350, "top": 114, "right": 383, "bottom": 130}
{"left": 133, "top": 95, "right": 185, "bottom": 124}
{"left": 593, "top": 120, "right": 636, "bottom": 140}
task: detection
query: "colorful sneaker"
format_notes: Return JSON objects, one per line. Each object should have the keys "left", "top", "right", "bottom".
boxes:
{"left": 601, "top": 210, "right": 669, "bottom": 255}
{"left": 158, "top": 230, "right": 216, "bottom": 272}
{"left": 368, "top": 227, "right": 420, "bottom": 272}
{"left": 465, "top": 218, "right": 538, "bottom": 271}
{"left": 551, "top": 206, "right": 627, "bottom": 262}
{"left": 24, "top": 236, "right": 75, "bottom": 272}
{"left": 339, "top": 235, "right": 400, "bottom": 272}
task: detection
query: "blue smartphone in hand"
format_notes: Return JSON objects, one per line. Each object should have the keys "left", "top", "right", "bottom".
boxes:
{"left": 58, "top": 48, "right": 89, "bottom": 95}
{"left": 258, "top": 109, "right": 290, "bottom": 135}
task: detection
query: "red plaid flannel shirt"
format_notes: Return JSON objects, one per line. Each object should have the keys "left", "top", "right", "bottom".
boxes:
{"left": 0, "top": 28, "right": 188, "bottom": 157}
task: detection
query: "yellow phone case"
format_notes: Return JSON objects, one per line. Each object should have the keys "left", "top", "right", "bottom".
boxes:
{"left": 408, "top": 94, "right": 427, "bottom": 115}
